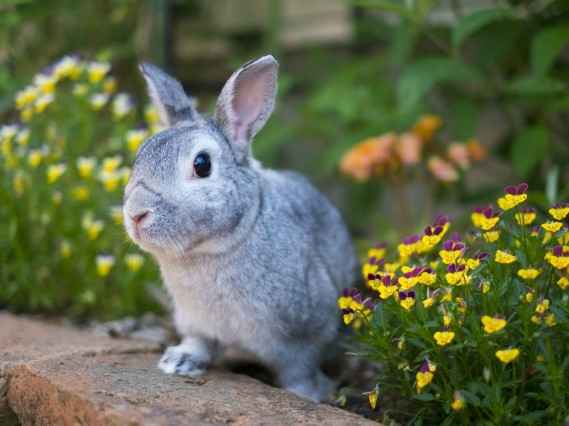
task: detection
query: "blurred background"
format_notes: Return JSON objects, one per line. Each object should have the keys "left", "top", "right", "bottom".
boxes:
{"left": 1, "top": 0, "right": 568, "bottom": 319}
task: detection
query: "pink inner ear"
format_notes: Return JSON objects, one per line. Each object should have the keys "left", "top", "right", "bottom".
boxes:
{"left": 232, "top": 69, "right": 270, "bottom": 140}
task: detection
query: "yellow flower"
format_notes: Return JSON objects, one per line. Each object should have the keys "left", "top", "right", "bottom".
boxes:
{"left": 515, "top": 211, "right": 536, "bottom": 226}
{"left": 441, "top": 289, "right": 453, "bottom": 302}
{"left": 541, "top": 221, "right": 563, "bottom": 233}
{"left": 439, "top": 250, "right": 462, "bottom": 264}
{"left": 545, "top": 313, "right": 557, "bottom": 327}
{"left": 451, "top": 392, "right": 465, "bottom": 411}
{"left": 103, "top": 77, "right": 117, "bottom": 94}
{"left": 416, "top": 371, "right": 434, "bottom": 392}
{"left": 482, "top": 282, "right": 490, "bottom": 294}
{"left": 466, "top": 258, "right": 480, "bottom": 270}
{"left": 368, "top": 245, "right": 386, "bottom": 260}
{"left": 549, "top": 204, "right": 569, "bottom": 221}
{"left": 125, "top": 253, "right": 144, "bottom": 272}
{"left": 498, "top": 193, "right": 527, "bottom": 210}
{"left": 28, "top": 149, "right": 42, "bottom": 168}
{"left": 495, "top": 348, "right": 520, "bottom": 364}
{"left": 535, "top": 299, "right": 549, "bottom": 314}
{"left": 110, "top": 205, "right": 124, "bottom": 225}
{"left": 377, "top": 284, "right": 397, "bottom": 300}
{"left": 87, "top": 61, "right": 111, "bottom": 83}
{"left": 145, "top": 104, "right": 160, "bottom": 125}
{"left": 362, "top": 261, "right": 379, "bottom": 279}
{"left": 400, "top": 297, "right": 416, "bottom": 311}
{"left": 73, "top": 84, "right": 88, "bottom": 97}
{"left": 524, "top": 291, "right": 535, "bottom": 303}
{"left": 445, "top": 270, "right": 470, "bottom": 286}
{"left": 20, "top": 108, "right": 33, "bottom": 122}
{"left": 16, "top": 129, "right": 30, "bottom": 146}
{"left": 399, "top": 276, "right": 418, "bottom": 290}
{"left": 479, "top": 215, "right": 500, "bottom": 231}
{"left": 96, "top": 255, "right": 115, "bottom": 277}
{"left": 77, "top": 157, "right": 96, "bottom": 179}
{"left": 368, "top": 387, "right": 379, "bottom": 410}
{"left": 119, "top": 167, "right": 131, "bottom": 184}
{"left": 418, "top": 270, "right": 436, "bottom": 285}
{"left": 13, "top": 172, "right": 25, "bottom": 196}
{"left": 82, "top": 215, "right": 104, "bottom": 240}
{"left": 443, "top": 314, "right": 452, "bottom": 327}
{"left": 99, "top": 170, "right": 121, "bottom": 192}
{"left": 531, "top": 315, "right": 542, "bottom": 325}
{"left": 71, "top": 185, "right": 90, "bottom": 201}
{"left": 545, "top": 249, "right": 569, "bottom": 269}
{"left": 15, "top": 86, "right": 39, "bottom": 109}
{"left": 60, "top": 240, "right": 72, "bottom": 258}
{"left": 481, "top": 316, "right": 506, "bottom": 334}
{"left": 46, "top": 163, "right": 66, "bottom": 184}
{"left": 112, "top": 93, "right": 134, "bottom": 119}
{"left": 517, "top": 268, "right": 540, "bottom": 280}
{"left": 33, "top": 73, "right": 56, "bottom": 94}
{"left": 53, "top": 56, "right": 81, "bottom": 79}
{"left": 433, "top": 331, "right": 455, "bottom": 346}
{"left": 102, "top": 156, "right": 122, "bottom": 173}
{"left": 557, "top": 276, "right": 569, "bottom": 290}
{"left": 495, "top": 250, "right": 517, "bottom": 264}
{"left": 90, "top": 93, "right": 109, "bottom": 110}
{"left": 422, "top": 297, "right": 434, "bottom": 308}
{"left": 34, "top": 93, "right": 54, "bottom": 113}
{"left": 415, "top": 360, "right": 437, "bottom": 392}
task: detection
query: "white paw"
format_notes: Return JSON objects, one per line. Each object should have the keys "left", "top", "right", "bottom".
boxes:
{"left": 158, "top": 345, "right": 208, "bottom": 377}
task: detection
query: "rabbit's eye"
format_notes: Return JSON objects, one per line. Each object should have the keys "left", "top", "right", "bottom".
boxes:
{"left": 193, "top": 152, "right": 211, "bottom": 178}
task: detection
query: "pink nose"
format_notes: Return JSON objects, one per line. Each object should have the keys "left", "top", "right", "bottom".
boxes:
{"left": 131, "top": 211, "right": 149, "bottom": 225}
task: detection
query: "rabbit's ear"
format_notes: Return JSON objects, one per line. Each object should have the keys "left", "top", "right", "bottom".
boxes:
{"left": 214, "top": 55, "right": 278, "bottom": 160}
{"left": 139, "top": 62, "right": 198, "bottom": 127}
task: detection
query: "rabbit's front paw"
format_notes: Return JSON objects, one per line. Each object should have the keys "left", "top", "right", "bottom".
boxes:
{"left": 158, "top": 345, "right": 208, "bottom": 377}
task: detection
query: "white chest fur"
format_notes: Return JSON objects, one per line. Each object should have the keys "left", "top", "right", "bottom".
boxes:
{"left": 158, "top": 258, "right": 258, "bottom": 348}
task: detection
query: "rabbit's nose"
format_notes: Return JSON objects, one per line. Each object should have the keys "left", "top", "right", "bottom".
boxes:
{"left": 131, "top": 210, "right": 150, "bottom": 225}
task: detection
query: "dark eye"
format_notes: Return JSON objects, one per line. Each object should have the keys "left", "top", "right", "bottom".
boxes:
{"left": 193, "top": 152, "right": 211, "bottom": 178}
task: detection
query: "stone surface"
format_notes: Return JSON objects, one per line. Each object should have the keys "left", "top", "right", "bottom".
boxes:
{"left": 0, "top": 313, "right": 375, "bottom": 425}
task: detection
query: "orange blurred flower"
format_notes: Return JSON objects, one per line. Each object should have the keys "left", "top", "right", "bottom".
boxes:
{"left": 412, "top": 115, "right": 442, "bottom": 143}
{"left": 396, "top": 132, "right": 422, "bottom": 165}
{"left": 340, "top": 133, "right": 396, "bottom": 181}
{"left": 466, "top": 138, "right": 487, "bottom": 162}
{"left": 447, "top": 143, "right": 470, "bottom": 170}
{"left": 428, "top": 156, "right": 459, "bottom": 182}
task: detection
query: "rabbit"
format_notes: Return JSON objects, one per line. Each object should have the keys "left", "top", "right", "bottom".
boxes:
{"left": 123, "top": 55, "right": 358, "bottom": 402}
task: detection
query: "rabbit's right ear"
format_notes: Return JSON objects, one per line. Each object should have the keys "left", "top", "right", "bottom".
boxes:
{"left": 139, "top": 63, "right": 198, "bottom": 127}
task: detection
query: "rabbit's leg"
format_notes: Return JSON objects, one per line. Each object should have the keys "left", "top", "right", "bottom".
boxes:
{"left": 158, "top": 335, "right": 216, "bottom": 377}
{"left": 271, "top": 345, "right": 335, "bottom": 402}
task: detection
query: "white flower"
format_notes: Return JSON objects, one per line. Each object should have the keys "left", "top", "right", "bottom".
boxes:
{"left": 112, "top": 93, "right": 133, "bottom": 119}
{"left": 90, "top": 93, "right": 109, "bottom": 110}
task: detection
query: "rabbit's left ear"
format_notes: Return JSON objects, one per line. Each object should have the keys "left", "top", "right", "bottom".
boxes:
{"left": 139, "top": 62, "right": 198, "bottom": 127}
{"left": 214, "top": 55, "right": 278, "bottom": 161}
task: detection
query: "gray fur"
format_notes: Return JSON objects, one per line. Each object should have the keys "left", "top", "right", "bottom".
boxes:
{"left": 123, "top": 56, "right": 358, "bottom": 402}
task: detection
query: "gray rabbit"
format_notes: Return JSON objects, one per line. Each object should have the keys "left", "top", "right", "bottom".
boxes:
{"left": 123, "top": 55, "right": 358, "bottom": 402}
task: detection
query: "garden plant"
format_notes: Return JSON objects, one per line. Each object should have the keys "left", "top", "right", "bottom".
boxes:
{"left": 0, "top": 56, "right": 161, "bottom": 319}
{"left": 340, "top": 184, "right": 569, "bottom": 424}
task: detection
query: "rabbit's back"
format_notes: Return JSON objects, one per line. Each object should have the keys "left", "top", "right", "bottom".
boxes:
{"left": 260, "top": 168, "right": 358, "bottom": 293}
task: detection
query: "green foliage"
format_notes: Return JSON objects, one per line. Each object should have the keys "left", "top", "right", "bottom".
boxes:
{"left": 0, "top": 57, "right": 162, "bottom": 319}
{"left": 341, "top": 187, "right": 569, "bottom": 424}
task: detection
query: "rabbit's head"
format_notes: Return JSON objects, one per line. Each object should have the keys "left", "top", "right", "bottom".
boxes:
{"left": 123, "top": 56, "right": 278, "bottom": 259}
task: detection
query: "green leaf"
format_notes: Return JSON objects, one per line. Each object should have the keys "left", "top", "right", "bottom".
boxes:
{"left": 397, "top": 57, "right": 481, "bottom": 112}
{"left": 506, "top": 76, "right": 566, "bottom": 96}
{"left": 414, "top": 393, "right": 435, "bottom": 401}
{"left": 452, "top": 8, "right": 516, "bottom": 48}
{"left": 511, "top": 125, "right": 549, "bottom": 178}
{"left": 531, "top": 25, "right": 569, "bottom": 77}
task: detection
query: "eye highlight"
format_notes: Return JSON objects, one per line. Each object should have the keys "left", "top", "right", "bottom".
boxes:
{"left": 193, "top": 152, "right": 211, "bottom": 178}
